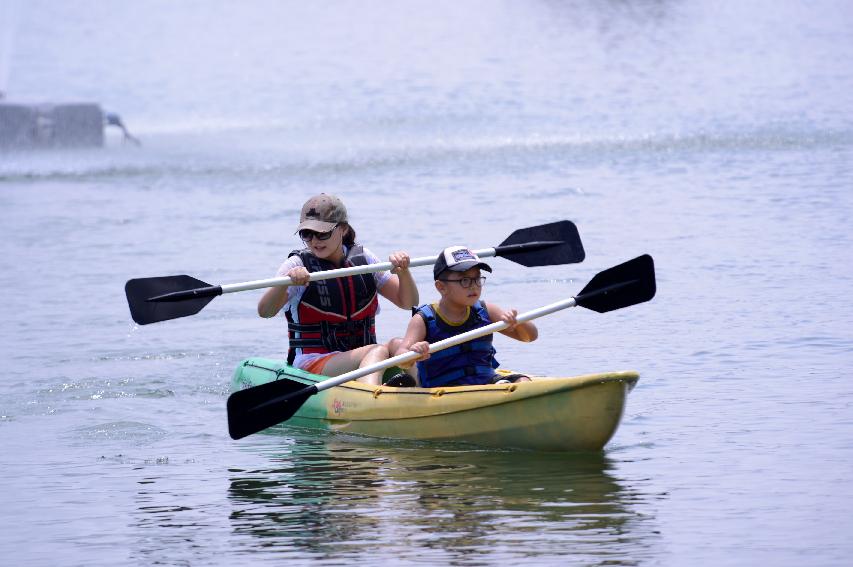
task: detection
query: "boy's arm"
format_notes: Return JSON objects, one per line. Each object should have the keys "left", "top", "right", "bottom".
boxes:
{"left": 392, "top": 314, "right": 430, "bottom": 368}
{"left": 486, "top": 302, "right": 538, "bottom": 342}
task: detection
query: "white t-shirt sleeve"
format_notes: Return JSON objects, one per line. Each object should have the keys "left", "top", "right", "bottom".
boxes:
{"left": 362, "top": 247, "right": 392, "bottom": 289}
{"left": 275, "top": 254, "right": 304, "bottom": 277}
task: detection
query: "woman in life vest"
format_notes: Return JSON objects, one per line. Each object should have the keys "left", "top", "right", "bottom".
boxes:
{"left": 393, "top": 246, "right": 537, "bottom": 387}
{"left": 257, "top": 194, "right": 419, "bottom": 384}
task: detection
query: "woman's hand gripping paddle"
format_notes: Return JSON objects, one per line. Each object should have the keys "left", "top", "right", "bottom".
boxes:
{"left": 124, "top": 220, "right": 585, "bottom": 325}
{"left": 226, "top": 254, "right": 656, "bottom": 440}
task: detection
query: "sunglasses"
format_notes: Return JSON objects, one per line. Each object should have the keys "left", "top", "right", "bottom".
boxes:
{"left": 439, "top": 276, "right": 487, "bottom": 289}
{"left": 299, "top": 226, "right": 337, "bottom": 242}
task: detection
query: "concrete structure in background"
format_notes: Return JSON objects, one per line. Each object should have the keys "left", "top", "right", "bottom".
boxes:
{"left": 0, "top": 101, "right": 138, "bottom": 149}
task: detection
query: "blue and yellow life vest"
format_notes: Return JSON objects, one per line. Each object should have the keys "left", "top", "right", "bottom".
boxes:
{"left": 415, "top": 301, "right": 499, "bottom": 387}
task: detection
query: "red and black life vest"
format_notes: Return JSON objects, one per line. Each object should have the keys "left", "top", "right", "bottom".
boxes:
{"left": 285, "top": 245, "right": 379, "bottom": 365}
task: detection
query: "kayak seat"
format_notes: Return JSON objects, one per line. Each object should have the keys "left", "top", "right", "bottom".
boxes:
{"left": 494, "top": 373, "right": 531, "bottom": 384}
{"left": 384, "top": 372, "right": 418, "bottom": 388}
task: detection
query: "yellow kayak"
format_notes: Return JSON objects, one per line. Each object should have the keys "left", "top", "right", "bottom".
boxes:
{"left": 231, "top": 358, "right": 638, "bottom": 451}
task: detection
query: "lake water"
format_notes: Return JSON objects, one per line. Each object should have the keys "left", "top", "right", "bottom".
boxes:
{"left": 2, "top": 1, "right": 852, "bottom": 565}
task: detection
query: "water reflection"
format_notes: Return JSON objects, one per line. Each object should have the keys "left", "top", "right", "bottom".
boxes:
{"left": 227, "top": 432, "right": 660, "bottom": 564}
{"left": 228, "top": 436, "right": 386, "bottom": 557}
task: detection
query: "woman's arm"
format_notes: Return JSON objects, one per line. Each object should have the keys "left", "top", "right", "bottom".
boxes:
{"left": 257, "top": 264, "right": 309, "bottom": 318}
{"left": 377, "top": 250, "right": 419, "bottom": 309}
{"left": 487, "top": 303, "right": 538, "bottom": 342}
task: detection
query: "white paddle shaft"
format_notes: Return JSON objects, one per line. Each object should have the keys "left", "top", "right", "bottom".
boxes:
{"left": 310, "top": 296, "right": 577, "bottom": 393}
{"left": 219, "top": 247, "right": 498, "bottom": 294}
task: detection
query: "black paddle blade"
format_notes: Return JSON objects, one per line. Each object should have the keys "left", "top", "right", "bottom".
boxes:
{"left": 227, "top": 379, "right": 319, "bottom": 440}
{"left": 125, "top": 275, "right": 218, "bottom": 325}
{"left": 495, "top": 220, "right": 585, "bottom": 266}
{"left": 575, "top": 255, "right": 656, "bottom": 313}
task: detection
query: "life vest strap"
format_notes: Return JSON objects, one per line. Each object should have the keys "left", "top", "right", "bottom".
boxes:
{"left": 423, "top": 365, "right": 497, "bottom": 388}
{"left": 288, "top": 318, "right": 376, "bottom": 351}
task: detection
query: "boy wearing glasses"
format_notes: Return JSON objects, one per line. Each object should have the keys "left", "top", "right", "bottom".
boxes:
{"left": 392, "top": 246, "right": 537, "bottom": 388}
{"left": 258, "top": 194, "right": 418, "bottom": 385}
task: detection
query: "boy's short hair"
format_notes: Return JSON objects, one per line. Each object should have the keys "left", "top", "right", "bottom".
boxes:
{"left": 433, "top": 246, "right": 493, "bottom": 280}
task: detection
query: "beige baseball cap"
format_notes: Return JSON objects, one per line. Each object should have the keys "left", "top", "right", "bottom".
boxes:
{"left": 295, "top": 194, "right": 348, "bottom": 233}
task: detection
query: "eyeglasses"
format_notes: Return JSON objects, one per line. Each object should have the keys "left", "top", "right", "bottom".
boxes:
{"left": 299, "top": 226, "right": 337, "bottom": 242}
{"left": 439, "top": 276, "right": 487, "bottom": 289}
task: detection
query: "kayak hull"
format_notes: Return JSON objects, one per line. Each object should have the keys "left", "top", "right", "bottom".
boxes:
{"left": 231, "top": 358, "right": 639, "bottom": 452}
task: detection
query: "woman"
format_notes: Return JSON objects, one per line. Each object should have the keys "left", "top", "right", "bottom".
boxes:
{"left": 258, "top": 193, "right": 418, "bottom": 385}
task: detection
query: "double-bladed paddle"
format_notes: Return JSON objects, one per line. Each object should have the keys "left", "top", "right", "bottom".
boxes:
{"left": 125, "top": 220, "right": 584, "bottom": 325}
{"left": 227, "top": 254, "right": 656, "bottom": 440}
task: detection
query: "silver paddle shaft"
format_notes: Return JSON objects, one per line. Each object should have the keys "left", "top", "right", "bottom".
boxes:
{"left": 219, "top": 247, "right": 499, "bottom": 294}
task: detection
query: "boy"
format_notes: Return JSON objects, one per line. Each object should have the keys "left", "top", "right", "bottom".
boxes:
{"left": 391, "top": 246, "right": 537, "bottom": 387}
